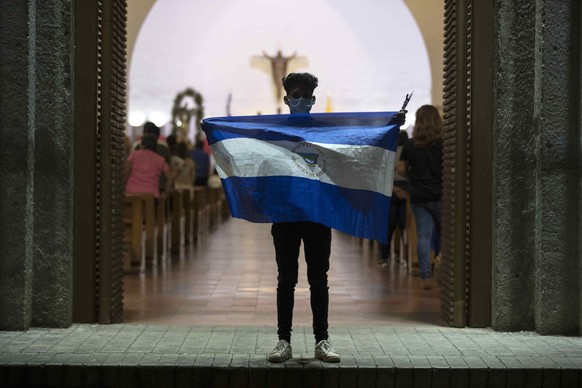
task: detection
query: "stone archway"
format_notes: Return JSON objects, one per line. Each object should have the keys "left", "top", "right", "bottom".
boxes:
{"left": 69, "top": 0, "right": 451, "bottom": 327}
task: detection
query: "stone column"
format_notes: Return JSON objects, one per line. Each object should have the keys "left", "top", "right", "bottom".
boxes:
{"left": 0, "top": 1, "right": 35, "bottom": 331}
{"left": 580, "top": 1, "right": 582, "bottom": 336}
{"left": 492, "top": 1, "right": 537, "bottom": 332}
{"left": 493, "top": 0, "right": 581, "bottom": 334}
{"left": 0, "top": 0, "right": 74, "bottom": 330}
{"left": 532, "top": 0, "right": 580, "bottom": 334}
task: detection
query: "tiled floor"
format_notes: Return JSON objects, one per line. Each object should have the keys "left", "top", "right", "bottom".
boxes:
{"left": 124, "top": 218, "right": 441, "bottom": 328}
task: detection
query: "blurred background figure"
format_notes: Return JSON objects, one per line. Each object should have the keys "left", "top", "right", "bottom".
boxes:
{"left": 398, "top": 105, "right": 442, "bottom": 290}
{"left": 379, "top": 130, "right": 410, "bottom": 268}
{"left": 171, "top": 141, "right": 195, "bottom": 191}
{"left": 191, "top": 139, "right": 211, "bottom": 186}
{"left": 125, "top": 134, "right": 173, "bottom": 200}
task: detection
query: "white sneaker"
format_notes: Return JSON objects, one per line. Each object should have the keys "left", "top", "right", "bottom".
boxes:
{"left": 314, "top": 340, "right": 341, "bottom": 363}
{"left": 267, "top": 339, "right": 292, "bottom": 362}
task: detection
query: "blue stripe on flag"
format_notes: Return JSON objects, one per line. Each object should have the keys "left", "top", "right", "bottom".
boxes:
{"left": 220, "top": 175, "right": 391, "bottom": 243}
{"left": 202, "top": 111, "right": 400, "bottom": 150}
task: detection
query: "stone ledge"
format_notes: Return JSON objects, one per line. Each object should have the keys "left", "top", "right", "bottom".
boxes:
{"left": 2, "top": 325, "right": 582, "bottom": 387}
{"left": 0, "top": 360, "right": 581, "bottom": 388}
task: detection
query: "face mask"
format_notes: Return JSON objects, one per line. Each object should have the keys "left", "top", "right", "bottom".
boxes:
{"left": 287, "top": 97, "right": 314, "bottom": 114}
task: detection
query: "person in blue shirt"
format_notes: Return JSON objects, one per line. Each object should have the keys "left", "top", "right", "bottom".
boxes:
{"left": 191, "top": 140, "right": 211, "bottom": 186}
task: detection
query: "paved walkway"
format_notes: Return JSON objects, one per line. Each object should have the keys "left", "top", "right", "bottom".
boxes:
{"left": 1, "top": 324, "right": 582, "bottom": 387}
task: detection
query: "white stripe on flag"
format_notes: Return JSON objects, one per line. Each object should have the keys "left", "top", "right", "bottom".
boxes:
{"left": 211, "top": 138, "right": 396, "bottom": 195}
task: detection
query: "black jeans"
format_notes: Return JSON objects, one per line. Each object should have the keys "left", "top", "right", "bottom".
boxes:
{"left": 271, "top": 222, "right": 331, "bottom": 344}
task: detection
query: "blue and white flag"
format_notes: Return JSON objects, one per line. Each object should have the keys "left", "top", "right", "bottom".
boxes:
{"left": 201, "top": 112, "right": 402, "bottom": 243}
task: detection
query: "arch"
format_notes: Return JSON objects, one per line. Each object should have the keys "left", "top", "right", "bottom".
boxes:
{"left": 126, "top": 0, "right": 444, "bottom": 113}
{"left": 403, "top": 0, "right": 444, "bottom": 109}
{"left": 127, "top": 0, "right": 156, "bottom": 72}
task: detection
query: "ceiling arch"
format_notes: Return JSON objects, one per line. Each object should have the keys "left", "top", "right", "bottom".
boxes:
{"left": 127, "top": 0, "right": 442, "bottom": 127}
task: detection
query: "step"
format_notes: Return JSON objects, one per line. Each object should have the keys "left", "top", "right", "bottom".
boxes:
{"left": 1, "top": 324, "right": 581, "bottom": 387}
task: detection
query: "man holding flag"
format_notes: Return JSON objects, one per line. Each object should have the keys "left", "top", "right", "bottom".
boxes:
{"left": 202, "top": 73, "right": 405, "bottom": 363}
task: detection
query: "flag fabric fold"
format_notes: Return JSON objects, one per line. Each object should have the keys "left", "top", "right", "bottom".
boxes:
{"left": 201, "top": 111, "right": 402, "bottom": 243}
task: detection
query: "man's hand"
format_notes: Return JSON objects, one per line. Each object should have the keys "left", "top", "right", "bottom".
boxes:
{"left": 394, "top": 109, "right": 407, "bottom": 124}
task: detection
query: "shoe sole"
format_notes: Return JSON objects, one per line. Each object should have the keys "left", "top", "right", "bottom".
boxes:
{"left": 267, "top": 355, "right": 292, "bottom": 363}
{"left": 315, "top": 354, "right": 341, "bottom": 363}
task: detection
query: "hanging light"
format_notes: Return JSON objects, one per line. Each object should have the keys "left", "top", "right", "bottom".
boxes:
{"left": 128, "top": 111, "right": 145, "bottom": 127}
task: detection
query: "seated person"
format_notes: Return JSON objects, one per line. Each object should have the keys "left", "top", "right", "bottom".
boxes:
{"left": 125, "top": 134, "right": 173, "bottom": 199}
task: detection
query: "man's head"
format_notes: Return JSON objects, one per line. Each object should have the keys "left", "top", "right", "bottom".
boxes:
{"left": 282, "top": 72, "right": 318, "bottom": 114}
{"left": 143, "top": 121, "right": 160, "bottom": 139}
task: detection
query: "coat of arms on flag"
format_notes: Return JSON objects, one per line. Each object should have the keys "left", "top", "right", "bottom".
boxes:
{"left": 201, "top": 111, "right": 403, "bottom": 243}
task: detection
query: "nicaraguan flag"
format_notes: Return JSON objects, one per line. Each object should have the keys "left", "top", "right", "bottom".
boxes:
{"left": 201, "top": 112, "right": 402, "bottom": 243}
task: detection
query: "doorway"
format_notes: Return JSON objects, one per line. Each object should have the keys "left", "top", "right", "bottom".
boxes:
{"left": 73, "top": 0, "right": 494, "bottom": 329}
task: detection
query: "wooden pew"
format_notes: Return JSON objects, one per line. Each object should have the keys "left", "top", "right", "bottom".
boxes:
{"left": 201, "top": 188, "right": 211, "bottom": 231}
{"left": 209, "top": 187, "right": 219, "bottom": 229}
{"left": 123, "top": 194, "right": 145, "bottom": 273}
{"left": 156, "top": 195, "right": 169, "bottom": 263}
{"left": 123, "top": 193, "right": 156, "bottom": 266}
{"left": 141, "top": 193, "right": 156, "bottom": 264}
{"left": 170, "top": 189, "right": 184, "bottom": 254}
{"left": 193, "top": 187, "right": 208, "bottom": 237}
{"left": 191, "top": 188, "right": 199, "bottom": 240}
{"left": 181, "top": 189, "right": 193, "bottom": 244}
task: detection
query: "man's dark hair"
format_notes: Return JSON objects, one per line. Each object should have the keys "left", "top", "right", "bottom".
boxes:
{"left": 141, "top": 134, "right": 157, "bottom": 151}
{"left": 143, "top": 121, "right": 160, "bottom": 138}
{"left": 195, "top": 140, "right": 204, "bottom": 150}
{"left": 282, "top": 73, "right": 318, "bottom": 93}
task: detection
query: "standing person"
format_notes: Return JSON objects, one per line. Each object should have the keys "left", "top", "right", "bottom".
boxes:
{"left": 267, "top": 72, "right": 341, "bottom": 363}
{"left": 191, "top": 140, "right": 211, "bottom": 186}
{"left": 398, "top": 105, "right": 443, "bottom": 290}
{"left": 379, "top": 130, "right": 410, "bottom": 267}
{"left": 125, "top": 134, "right": 173, "bottom": 199}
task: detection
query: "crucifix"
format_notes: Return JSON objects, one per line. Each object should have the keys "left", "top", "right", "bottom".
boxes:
{"left": 251, "top": 50, "right": 308, "bottom": 113}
